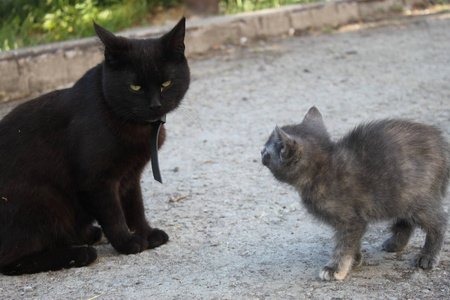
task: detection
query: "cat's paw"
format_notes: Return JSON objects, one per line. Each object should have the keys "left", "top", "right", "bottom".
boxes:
{"left": 412, "top": 253, "right": 439, "bottom": 270}
{"left": 320, "top": 254, "right": 354, "bottom": 281}
{"left": 382, "top": 236, "right": 406, "bottom": 252}
{"left": 320, "top": 263, "right": 352, "bottom": 281}
{"left": 73, "top": 246, "right": 98, "bottom": 267}
{"left": 320, "top": 266, "right": 350, "bottom": 281}
{"left": 85, "top": 226, "right": 103, "bottom": 245}
{"left": 320, "top": 266, "right": 338, "bottom": 281}
{"left": 147, "top": 228, "right": 169, "bottom": 249}
{"left": 115, "top": 234, "right": 149, "bottom": 255}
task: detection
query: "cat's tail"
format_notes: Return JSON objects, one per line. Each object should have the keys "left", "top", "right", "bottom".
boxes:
{"left": 0, "top": 246, "right": 97, "bottom": 276}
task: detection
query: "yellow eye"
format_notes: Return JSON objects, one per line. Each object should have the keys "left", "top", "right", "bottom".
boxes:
{"left": 161, "top": 80, "right": 172, "bottom": 89}
{"left": 129, "top": 84, "right": 141, "bottom": 92}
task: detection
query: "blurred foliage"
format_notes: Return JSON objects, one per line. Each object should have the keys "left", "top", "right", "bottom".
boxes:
{"left": 220, "top": 0, "right": 313, "bottom": 14}
{"left": 0, "top": 0, "right": 319, "bottom": 51}
{"left": 0, "top": 0, "right": 181, "bottom": 51}
{"left": 2, "top": 0, "right": 443, "bottom": 51}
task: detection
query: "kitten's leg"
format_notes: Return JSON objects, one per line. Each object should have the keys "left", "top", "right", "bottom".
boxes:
{"left": 82, "top": 188, "right": 149, "bottom": 254}
{"left": 120, "top": 178, "right": 169, "bottom": 249}
{"left": 382, "top": 219, "right": 414, "bottom": 252}
{"left": 412, "top": 210, "right": 448, "bottom": 269}
{"left": 353, "top": 251, "right": 363, "bottom": 267}
{"left": 320, "top": 223, "right": 367, "bottom": 281}
{"left": 0, "top": 246, "right": 97, "bottom": 276}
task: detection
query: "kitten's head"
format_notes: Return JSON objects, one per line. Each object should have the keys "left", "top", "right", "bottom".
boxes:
{"left": 94, "top": 18, "right": 190, "bottom": 124}
{"left": 261, "top": 107, "right": 332, "bottom": 185}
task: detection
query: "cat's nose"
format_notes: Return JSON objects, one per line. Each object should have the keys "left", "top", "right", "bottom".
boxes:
{"left": 149, "top": 98, "right": 162, "bottom": 111}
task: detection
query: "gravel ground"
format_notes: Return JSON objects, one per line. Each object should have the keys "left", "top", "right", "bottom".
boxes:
{"left": 0, "top": 13, "right": 449, "bottom": 300}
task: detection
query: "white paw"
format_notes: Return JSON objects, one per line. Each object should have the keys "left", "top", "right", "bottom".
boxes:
{"left": 319, "top": 269, "right": 334, "bottom": 281}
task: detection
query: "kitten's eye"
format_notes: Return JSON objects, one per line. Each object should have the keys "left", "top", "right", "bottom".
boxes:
{"left": 129, "top": 84, "right": 141, "bottom": 92}
{"left": 160, "top": 80, "right": 172, "bottom": 92}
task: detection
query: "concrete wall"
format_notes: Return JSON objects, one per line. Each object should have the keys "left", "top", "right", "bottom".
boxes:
{"left": 0, "top": 0, "right": 430, "bottom": 102}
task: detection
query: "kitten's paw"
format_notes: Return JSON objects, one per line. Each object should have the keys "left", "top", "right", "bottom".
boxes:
{"left": 115, "top": 235, "right": 149, "bottom": 255}
{"left": 73, "top": 246, "right": 98, "bottom": 267}
{"left": 147, "top": 228, "right": 169, "bottom": 249}
{"left": 412, "top": 253, "right": 439, "bottom": 270}
{"left": 320, "top": 266, "right": 350, "bottom": 281}
{"left": 382, "top": 236, "right": 406, "bottom": 252}
{"left": 320, "top": 266, "right": 338, "bottom": 281}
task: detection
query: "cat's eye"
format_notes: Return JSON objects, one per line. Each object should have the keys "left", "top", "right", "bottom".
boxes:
{"left": 160, "top": 80, "right": 172, "bottom": 92}
{"left": 129, "top": 84, "right": 141, "bottom": 92}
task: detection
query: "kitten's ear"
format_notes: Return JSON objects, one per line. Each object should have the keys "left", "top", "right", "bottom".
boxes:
{"left": 303, "top": 106, "right": 323, "bottom": 122}
{"left": 275, "top": 126, "right": 300, "bottom": 160}
{"left": 163, "top": 17, "right": 186, "bottom": 54}
{"left": 302, "top": 106, "right": 325, "bottom": 127}
{"left": 94, "top": 22, "right": 130, "bottom": 66}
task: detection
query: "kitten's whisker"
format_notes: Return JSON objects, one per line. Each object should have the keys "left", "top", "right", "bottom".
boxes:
{"left": 257, "top": 165, "right": 265, "bottom": 174}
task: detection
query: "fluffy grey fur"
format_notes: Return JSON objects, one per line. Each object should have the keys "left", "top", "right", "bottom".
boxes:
{"left": 261, "top": 107, "right": 449, "bottom": 281}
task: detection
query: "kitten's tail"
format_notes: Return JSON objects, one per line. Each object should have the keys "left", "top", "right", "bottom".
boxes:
{"left": 0, "top": 246, "right": 97, "bottom": 276}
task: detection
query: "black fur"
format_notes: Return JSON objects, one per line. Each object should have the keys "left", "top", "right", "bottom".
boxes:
{"left": 0, "top": 18, "right": 190, "bottom": 275}
{"left": 262, "top": 107, "right": 449, "bottom": 281}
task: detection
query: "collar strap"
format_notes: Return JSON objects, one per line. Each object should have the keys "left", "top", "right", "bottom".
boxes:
{"left": 150, "top": 115, "right": 166, "bottom": 183}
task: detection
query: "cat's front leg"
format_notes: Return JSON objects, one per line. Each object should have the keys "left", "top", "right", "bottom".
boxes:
{"left": 320, "top": 223, "right": 367, "bottom": 281}
{"left": 120, "top": 178, "right": 169, "bottom": 249}
{"left": 81, "top": 189, "right": 149, "bottom": 254}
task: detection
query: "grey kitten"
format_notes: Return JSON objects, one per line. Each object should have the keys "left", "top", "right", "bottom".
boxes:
{"left": 261, "top": 107, "right": 449, "bottom": 281}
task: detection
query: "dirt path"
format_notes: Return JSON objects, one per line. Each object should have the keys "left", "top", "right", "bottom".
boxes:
{"left": 1, "top": 13, "right": 449, "bottom": 300}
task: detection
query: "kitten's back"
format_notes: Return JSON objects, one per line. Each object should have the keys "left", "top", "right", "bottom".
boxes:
{"left": 337, "top": 119, "right": 449, "bottom": 203}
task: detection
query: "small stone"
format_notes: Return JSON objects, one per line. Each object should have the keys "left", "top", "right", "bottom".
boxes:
{"left": 288, "top": 28, "right": 295, "bottom": 36}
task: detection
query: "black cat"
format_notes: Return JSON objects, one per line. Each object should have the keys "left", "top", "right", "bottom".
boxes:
{"left": 262, "top": 107, "right": 449, "bottom": 280}
{"left": 0, "top": 18, "right": 190, "bottom": 275}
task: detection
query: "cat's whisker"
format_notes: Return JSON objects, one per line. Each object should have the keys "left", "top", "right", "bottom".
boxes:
{"left": 177, "top": 105, "right": 204, "bottom": 128}
{"left": 175, "top": 104, "right": 224, "bottom": 138}
{"left": 110, "top": 111, "right": 135, "bottom": 132}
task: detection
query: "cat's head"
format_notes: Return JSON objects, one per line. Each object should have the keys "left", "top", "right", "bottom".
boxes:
{"left": 261, "top": 107, "right": 332, "bottom": 184}
{"left": 94, "top": 18, "right": 190, "bottom": 124}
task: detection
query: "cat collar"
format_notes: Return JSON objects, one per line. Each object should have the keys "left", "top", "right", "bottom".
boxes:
{"left": 150, "top": 115, "right": 166, "bottom": 183}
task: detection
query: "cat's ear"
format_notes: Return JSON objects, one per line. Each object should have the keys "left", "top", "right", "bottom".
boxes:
{"left": 275, "top": 126, "right": 300, "bottom": 160}
{"left": 162, "top": 17, "right": 186, "bottom": 54}
{"left": 94, "top": 22, "right": 130, "bottom": 66}
{"left": 302, "top": 106, "right": 325, "bottom": 127}
{"left": 303, "top": 106, "right": 323, "bottom": 123}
